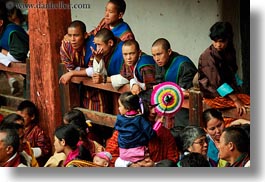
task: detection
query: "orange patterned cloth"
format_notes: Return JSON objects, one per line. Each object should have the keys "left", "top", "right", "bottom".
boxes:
{"left": 223, "top": 117, "right": 236, "bottom": 128}
{"left": 203, "top": 93, "right": 250, "bottom": 127}
{"left": 203, "top": 94, "right": 250, "bottom": 109}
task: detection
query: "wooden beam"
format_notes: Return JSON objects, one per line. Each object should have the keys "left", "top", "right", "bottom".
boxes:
{"left": 0, "top": 62, "right": 27, "bottom": 75}
{"left": 70, "top": 75, "right": 130, "bottom": 94}
{"left": 70, "top": 75, "right": 130, "bottom": 115}
{"left": 0, "top": 94, "right": 25, "bottom": 109}
{"left": 28, "top": 0, "right": 71, "bottom": 143}
{"left": 77, "top": 107, "right": 116, "bottom": 128}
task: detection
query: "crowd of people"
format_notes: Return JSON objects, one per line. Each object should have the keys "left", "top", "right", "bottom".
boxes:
{"left": 0, "top": 0, "right": 250, "bottom": 167}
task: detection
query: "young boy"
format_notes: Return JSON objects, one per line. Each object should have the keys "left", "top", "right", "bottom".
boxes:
{"left": 88, "top": 0, "right": 134, "bottom": 41}
{"left": 16, "top": 100, "right": 52, "bottom": 166}
{"left": 99, "top": 39, "right": 156, "bottom": 93}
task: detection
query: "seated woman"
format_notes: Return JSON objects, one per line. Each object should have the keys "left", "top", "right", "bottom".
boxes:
{"left": 178, "top": 125, "right": 217, "bottom": 167}
{"left": 202, "top": 108, "right": 250, "bottom": 167}
{"left": 63, "top": 108, "right": 105, "bottom": 155}
{"left": 45, "top": 108, "right": 104, "bottom": 167}
{"left": 53, "top": 124, "right": 92, "bottom": 167}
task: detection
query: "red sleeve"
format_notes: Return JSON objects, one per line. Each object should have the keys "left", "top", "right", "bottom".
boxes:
{"left": 148, "top": 127, "right": 179, "bottom": 163}
{"left": 164, "top": 129, "right": 179, "bottom": 163}
{"left": 88, "top": 18, "right": 106, "bottom": 36}
{"left": 120, "top": 32, "right": 135, "bottom": 41}
{"left": 35, "top": 127, "right": 52, "bottom": 157}
{"left": 105, "top": 130, "right": 119, "bottom": 167}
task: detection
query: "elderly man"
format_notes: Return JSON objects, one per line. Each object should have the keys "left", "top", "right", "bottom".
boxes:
{"left": 218, "top": 126, "right": 250, "bottom": 167}
{"left": 0, "top": 126, "right": 27, "bottom": 167}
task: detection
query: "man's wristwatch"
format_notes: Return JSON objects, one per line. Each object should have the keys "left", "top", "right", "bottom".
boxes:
{"left": 103, "top": 75, "right": 107, "bottom": 83}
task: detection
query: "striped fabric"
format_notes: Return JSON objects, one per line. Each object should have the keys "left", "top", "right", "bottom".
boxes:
{"left": 88, "top": 18, "right": 135, "bottom": 41}
{"left": 203, "top": 94, "right": 250, "bottom": 109}
{"left": 60, "top": 40, "right": 86, "bottom": 70}
{"left": 120, "top": 63, "right": 134, "bottom": 80}
{"left": 60, "top": 39, "right": 110, "bottom": 113}
{"left": 82, "top": 88, "right": 112, "bottom": 113}
{"left": 225, "top": 153, "right": 250, "bottom": 167}
{"left": 24, "top": 124, "right": 52, "bottom": 166}
{"left": 203, "top": 93, "right": 250, "bottom": 127}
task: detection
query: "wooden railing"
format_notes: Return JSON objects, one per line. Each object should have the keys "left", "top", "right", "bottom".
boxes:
{"left": 188, "top": 87, "right": 250, "bottom": 126}
{"left": 58, "top": 63, "right": 195, "bottom": 128}
{"left": 0, "top": 62, "right": 27, "bottom": 75}
{"left": 59, "top": 62, "right": 251, "bottom": 129}
{"left": 58, "top": 63, "right": 131, "bottom": 128}
{"left": 1, "top": 62, "right": 250, "bottom": 129}
{"left": 0, "top": 61, "right": 28, "bottom": 110}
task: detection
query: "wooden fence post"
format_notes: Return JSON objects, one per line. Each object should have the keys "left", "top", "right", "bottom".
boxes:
{"left": 189, "top": 87, "right": 203, "bottom": 126}
{"left": 28, "top": 0, "right": 71, "bottom": 144}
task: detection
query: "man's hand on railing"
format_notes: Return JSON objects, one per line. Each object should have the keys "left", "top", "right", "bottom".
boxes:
{"left": 59, "top": 71, "right": 73, "bottom": 85}
{"left": 92, "top": 73, "right": 104, "bottom": 84}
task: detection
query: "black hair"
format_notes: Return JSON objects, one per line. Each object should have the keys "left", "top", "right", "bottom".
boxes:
{"left": 7, "top": 6, "right": 25, "bottom": 24}
{"left": 155, "top": 159, "right": 175, "bottom": 167}
{"left": 0, "top": 2, "right": 9, "bottom": 28}
{"left": 64, "top": 108, "right": 94, "bottom": 162}
{"left": 152, "top": 38, "right": 171, "bottom": 50}
{"left": 138, "top": 89, "right": 154, "bottom": 119}
{"left": 55, "top": 124, "right": 93, "bottom": 162}
{"left": 64, "top": 108, "right": 87, "bottom": 130}
{"left": 109, "top": 0, "right": 126, "bottom": 14}
{"left": 122, "top": 39, "right": 140, "bottom": 51}
{"left": 63, "top": 108, "right": 88, "bottom": 143}
{"left": 1, "top": 113, "right": 24, "bottom": 125}
{"left": 202, "top": 108, "right": 224, "bottom": 128}
{"left": 209, "top": 21, "right": 234, "bottom": 43}
{"left": 69, "top": 20, "right": 86, "bottom": 34}
{"left": 223, "top": 126, "right": 250, "bottom": 153}
{"left": 178, "top": 152, "right": 210, "bottom": 167}
{"left": 54, "top": 124, "right": 80, "bottom": 150}
{"left": 119, "top": 91, "right": 140, "bottom": 111}
{"left": 17, "top": 100, "right": 39, "bottom": 123}
{"left": 95, "top": 28, "right": 117, "bottom": 44}
{"left": 240, "top": 123, "right": 250, "bottom": 140}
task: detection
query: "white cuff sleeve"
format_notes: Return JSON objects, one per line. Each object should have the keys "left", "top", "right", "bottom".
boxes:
{"left": 0, "top": 52, "right": 20, "bottom": 66}
{"left": 0, "top": 53, "right": 11, "bottom": 66}
{"left": 110, "top": 74, "right": 129, "bottom": 90}
{"left": 130, "top": 78, "right": 137, "bottom": 90}
{"left": 93, "top": 58, "right": 107, "bottom": 75}
{"left": 74, "top": 67, "right": 81, "bottom": 71}
{"left": 32, "top": 147, "right": 42, "bottom": 158}
{"left": 85, "top": 67, "right": 94, "bottom": 77}
{"left": 7, "top": 52, "right": 19, "bottom": 62}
